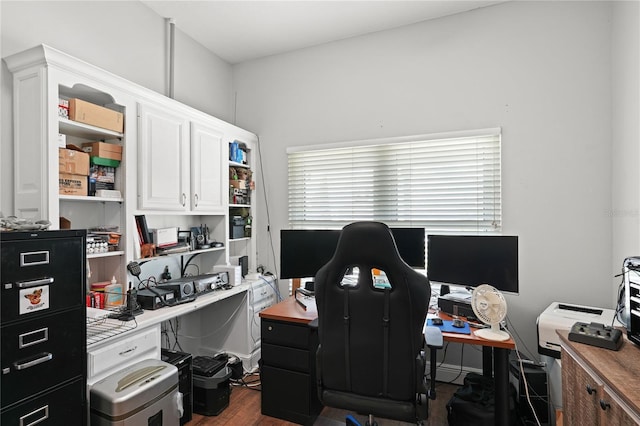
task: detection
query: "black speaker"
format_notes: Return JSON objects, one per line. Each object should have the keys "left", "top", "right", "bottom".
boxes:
{"left": 239, "top": 255, "right": 248, "bottom": 278}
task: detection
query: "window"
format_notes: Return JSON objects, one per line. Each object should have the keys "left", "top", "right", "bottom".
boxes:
{"left": 287, "top": 128, "right": 501, "bottom": 233}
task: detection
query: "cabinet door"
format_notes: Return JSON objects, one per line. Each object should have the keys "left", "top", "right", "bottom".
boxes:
{"left": 562, "top": 349, "right": 602, "bottom": 425}
{"left": 190, "top": 122, "right": 225, "bottom": 213}
{"left": 138, "top": 103, "right": 189, "bottom": 211}
{"left": 600, "top": 386, "right": 640, "bottom": 425}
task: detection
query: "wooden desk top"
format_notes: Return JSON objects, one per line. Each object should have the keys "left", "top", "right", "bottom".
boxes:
{"left": 260, "top": 297, "right": 515, "bottom": 350}
{"left": 259, "top": 295, "right": 318, "bottom": 324}
{"left": 559, "top": 330, "right": 640, "bottom": 415}
{"left": 436, "top": 312, "right": 516, "bottom": 349}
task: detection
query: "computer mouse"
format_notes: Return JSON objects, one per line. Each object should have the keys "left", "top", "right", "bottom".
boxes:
{"left": 452, "top": 318, "right": 465, "bottom": 328}
{"left": 431, "top": 318, "right": 443, "bottom": 326}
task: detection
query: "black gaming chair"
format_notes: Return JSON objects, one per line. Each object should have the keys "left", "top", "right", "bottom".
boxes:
{"left": 314, "top": 221, "right": 442, "bottom": 426}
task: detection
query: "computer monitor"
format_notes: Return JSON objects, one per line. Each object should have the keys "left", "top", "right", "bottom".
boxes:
{"left": 280, "top": 227, "right": 425, "bottom": 279}
{"left": 426, "top": 234, "right": 518, "bottom": 294}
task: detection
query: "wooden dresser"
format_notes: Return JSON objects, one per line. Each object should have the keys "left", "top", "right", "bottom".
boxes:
{"left": 559, "top": 330, "right": 640, "bottom": 425}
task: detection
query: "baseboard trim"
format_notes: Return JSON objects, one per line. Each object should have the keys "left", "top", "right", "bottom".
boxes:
{"left": 428, "top": 362, "right": 481, "bottom": 386}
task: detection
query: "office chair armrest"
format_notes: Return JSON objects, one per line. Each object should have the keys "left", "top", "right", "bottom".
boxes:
{"left": 424, "top": 326, "right": 443, "bottom": 349}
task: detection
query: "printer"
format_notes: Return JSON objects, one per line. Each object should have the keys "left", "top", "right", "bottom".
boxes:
{"left": 537, "top": 302, "right": 616, "bottom": 359}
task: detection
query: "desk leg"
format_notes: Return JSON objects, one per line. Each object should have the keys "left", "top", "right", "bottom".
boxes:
{"left": 482, "top": 346, "right": 493, "bottom": 377}
{"left": 493, "top": 347, "right": 510, "bottom": 426}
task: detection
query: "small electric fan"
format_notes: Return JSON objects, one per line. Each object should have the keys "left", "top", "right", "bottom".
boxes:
{"left": 471, "top": 284, "right": 510, "bottom": 341}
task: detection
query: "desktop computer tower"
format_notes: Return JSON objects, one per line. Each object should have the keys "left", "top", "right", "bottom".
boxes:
{"left": 509, "top": 358, "right": 549, "bottom": 425}
{"left": 161, "top": 349, "right": 193, "bottom": 425}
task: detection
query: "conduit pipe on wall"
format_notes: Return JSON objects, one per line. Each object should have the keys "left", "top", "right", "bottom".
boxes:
{"left": 166, "top": 17, "right": 176, "bottom": 99}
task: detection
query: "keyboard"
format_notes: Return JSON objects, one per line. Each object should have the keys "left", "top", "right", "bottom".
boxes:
{"left": 192, "top": 356, "right": 226, "bottom": 377}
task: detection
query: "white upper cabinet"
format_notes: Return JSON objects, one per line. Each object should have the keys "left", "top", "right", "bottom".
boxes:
{"left": 190, "top": 121, "right": 225, "bottom": 213}
{"left": 137, "top": 102, "right": 190, "bottom": 211}
{"left": 137, "top": 103, "right": 226, "bottom": 214}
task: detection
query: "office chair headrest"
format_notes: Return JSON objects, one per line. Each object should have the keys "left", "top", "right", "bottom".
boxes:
{"left": 331, "top": 221, "right": 406, "bottom": 270}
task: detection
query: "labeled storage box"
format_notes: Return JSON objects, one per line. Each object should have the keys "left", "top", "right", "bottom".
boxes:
{"left": 82, "top": 142, "right": 123, "bottom": 161}
{"left": 59, "top": 173, "right": 88, "bottom": 196}
{"left": 59, "top": 147, "right": 89, "bottom": 176}
{"left": 193, "top": 366, "right": 232, "bottom": 416}
{"left": 69, "top": 98, "right": 124, "bottom": 133}
{"left": 90, "top": 163, "right": 116, "bottom": 184}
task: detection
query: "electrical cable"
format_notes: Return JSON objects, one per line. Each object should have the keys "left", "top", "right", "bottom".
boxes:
{"left": 505, "top": 329, "right": 544, "bottom": 426}
{"left": 256, "top": 135, "right": 279, "bottom": 279}
{"left": 260, "top": 275, "right": 283, "bottom": 301}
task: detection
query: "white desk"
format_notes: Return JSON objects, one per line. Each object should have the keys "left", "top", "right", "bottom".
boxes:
{"left": 87, "top": 277, "right": 277, "bottom": 386}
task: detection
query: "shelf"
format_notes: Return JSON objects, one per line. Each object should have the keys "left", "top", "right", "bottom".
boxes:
{"left": 59, "top": 117, "right": 124, "bottom": 140}
{"left": 230, "top": 204, "right": 251, "bottom": 208}
{"left": 229, "top": 161, "right": 250, "bottom": 169}
{"left": 87, "top": 250, "right": 124, "bottom": 259}
{"left": 230, "top": 237, "right": 251, "bottom": 243}
{"left": 136, "top": 245, "right": 225, "bottom": 263}
{"left": 60, "top": 194, "right": 123, "bottom": 203}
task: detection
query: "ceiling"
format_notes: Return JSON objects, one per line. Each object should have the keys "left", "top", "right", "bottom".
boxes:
{"left": 141, "top": 1, "right": 504, "bottom": 64}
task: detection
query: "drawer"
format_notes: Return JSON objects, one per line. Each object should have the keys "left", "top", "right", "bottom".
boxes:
{"left": 262, "top": 342, "right": 310, "bottom": 372}
{"left": 261, "top": 364, "right": 320, "bottom": 425}
{"left": 1, "top": 377, "right": 85, "bottom": 426}
{"left": 250, "top": 280, "right": 275, "bottom": 305}
{"left": 1, "top": 308, "right": 85, "bottom": 408}
{"left": 1, "top": 231, "right": 85, "bottom": 324}
{"left": 88, "top": 326, "right": 160, "bottom": 381}
{"left": 261, "top": 319, "right": 311, "bottom": 349}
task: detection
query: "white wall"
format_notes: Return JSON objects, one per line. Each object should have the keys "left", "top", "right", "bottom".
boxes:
{"left": 233, "top": 1, "right": 622, "bottom": 360}
{"left": 1, "top": 0, "right": 234, "bottom": 216}
{"left": 612, "top": 1, "right": 640, "bottom": 299}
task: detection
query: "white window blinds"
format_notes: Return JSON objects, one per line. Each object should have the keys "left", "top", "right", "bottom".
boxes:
{"left": 287, "top": 129, "right": 501, "bottom": 233}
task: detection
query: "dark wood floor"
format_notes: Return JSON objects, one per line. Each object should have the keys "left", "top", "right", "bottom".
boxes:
{"left": 186, "top": 376, "right": 457, "bottom": 426}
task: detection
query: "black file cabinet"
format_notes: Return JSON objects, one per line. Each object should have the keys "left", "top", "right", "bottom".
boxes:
{"left": 1, "top": 230, "right": 87, "bottom": 425}
{"left": 260, "top": 318, "right": 322, "bottom": 425}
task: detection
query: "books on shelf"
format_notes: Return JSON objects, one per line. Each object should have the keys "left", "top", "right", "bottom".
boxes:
{"left": 134, "top": 215, "right": 151, "bottom": 244}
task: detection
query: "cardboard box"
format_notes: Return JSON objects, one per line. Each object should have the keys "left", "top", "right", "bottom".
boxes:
{"left": 59, "top": 148, "right": 89, "bottom": 176}
{"left": 230, "top": 179, "right": 246, "bottom": 189}
{"left": 69, "top": 98, "right": 124, "bottom": 133}
{"left": 59, "top": 173, "right": 87, "bottom": 196}
{"left": 82, "top": 142, "right": 123, "bottom": 161}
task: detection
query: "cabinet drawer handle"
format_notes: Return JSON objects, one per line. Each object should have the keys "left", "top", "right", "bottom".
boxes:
{"left": 19, "top": 327, "right": 49, "bottom": 348}
{"left": 586, "top": 384, "right": 596, "bottom": 395}
{"left": 14, "top": 352, "right": 53, "bottom": 370}
{"left": 194, "top": 193, "right": 199, "bottom": 207}
{"left": 19, "top": 404, "right": 48, "bottom": 426}
{"left": 119, "top": 346, "right": 138, "bottom": 356}
{"left": 182, "top": 193, "right": 186, "bottom": 207}
{"left": 16, "top": 277, "right": 54, "bottom": 289}
{"left": 600, "top": 399, "right": 611, "bottom": 411}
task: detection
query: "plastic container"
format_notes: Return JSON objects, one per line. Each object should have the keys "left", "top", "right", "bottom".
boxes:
{"left": 104, "top": 276, "right": 123, "bottom": 308}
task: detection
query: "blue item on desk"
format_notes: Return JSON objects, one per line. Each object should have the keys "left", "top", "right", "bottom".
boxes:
{"left": 428, "top": 318, "right": 471, "bottom": 334}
